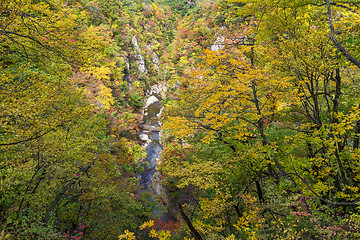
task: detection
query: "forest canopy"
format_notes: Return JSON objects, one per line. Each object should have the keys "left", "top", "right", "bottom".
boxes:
{"left": 1, "top": 0, "right": 360, "bottom": 239}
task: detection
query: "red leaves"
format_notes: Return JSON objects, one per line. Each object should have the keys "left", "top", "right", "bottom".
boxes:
{"left": 152, "top": 219, "right": 180, "bottom": 233}
{"left": 169, "top": 150, "right": 184, "bottom": 159}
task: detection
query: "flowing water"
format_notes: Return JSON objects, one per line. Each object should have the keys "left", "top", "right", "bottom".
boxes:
{"left": 138, "top": 95, "right": 176, "bottom": 222}
{"left": 139, "top": 99, "right": 162, "bottom": 189}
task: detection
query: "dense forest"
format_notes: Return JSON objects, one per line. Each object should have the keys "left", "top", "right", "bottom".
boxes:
{"left": 1, "top": 0, "right": 360, "bottom": 239}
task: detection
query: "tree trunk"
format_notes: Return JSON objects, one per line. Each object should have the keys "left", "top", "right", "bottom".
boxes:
{"left": 178, "top": 203, "right": 203, "bottom": 240}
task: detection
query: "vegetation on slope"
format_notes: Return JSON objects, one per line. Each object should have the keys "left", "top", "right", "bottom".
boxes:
{"left": 2, "top": 0, "right": 360, "bottom": 239}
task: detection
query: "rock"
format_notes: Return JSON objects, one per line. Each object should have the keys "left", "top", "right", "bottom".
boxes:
{"left": 139, "top": 133, "right": 149, "bottom": 141}
{"left": 147, "top": 82, "right": 167, "bottom": 100}
{"left": 152, "top": 52, "right": 159, "bottom": 69}
{"left": 150, "top": 171, "right": 167, "bottom": 197}
{"left": 145, "top": 95, "right": 159, "bottom": 108}
{"left": 132, "top": 36, "right": 148, "bottom": 74}
{"left": 158, "top": 106, "right": 164, "bottom": 118}
{"left": 211, "top": 35, "right": 225, "bottom": 51}
{"left": 125, "top": 56, "right": 130, "bottom": 71}
{"left": 139, "top": 123, "right": 160, "bottom": 131}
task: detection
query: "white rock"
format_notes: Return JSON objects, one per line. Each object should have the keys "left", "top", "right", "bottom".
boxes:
{"left": 211, "top": 35, "right": 225, "bottom": 51}
{"left": 132, "top": 36, "right": 148, "bottom": 74}
{"left": 139, "top": 133, "right": 149, "bottom": 141}
{"left": 131, "top": 36, "right": 138, "bottom": 46}
{"left": 145, "top": 95, "right": 159, "bottom": 108}
{"left": 152, "top": 52, "right": 159, "bottom": 69}
{"left": 149, "top": 82, "right": 167, "bottom": 98}
{"left": 157, "top": 106, "right": 164, "bottom": 118}
{"left": 125, "top": 56, "right": 130, "bottom": 70}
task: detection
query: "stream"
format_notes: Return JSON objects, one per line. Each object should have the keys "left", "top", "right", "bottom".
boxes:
{"left": 138, "top": 94, "right": 175, "bottom": 222}
{"left": 139, "top": 96, "right": 162, "bottom": 189}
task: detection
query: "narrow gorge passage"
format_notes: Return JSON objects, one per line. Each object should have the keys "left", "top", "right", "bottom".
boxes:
{"left": 139, "top": 95, "right": 162, "bottom": 190}
{"left": 138, "top": 94, "right": 177, "bottom": 223}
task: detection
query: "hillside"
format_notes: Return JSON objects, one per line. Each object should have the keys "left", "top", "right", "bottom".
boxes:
{"left": 1, "top": 0, "right": 360, "bottom": 239}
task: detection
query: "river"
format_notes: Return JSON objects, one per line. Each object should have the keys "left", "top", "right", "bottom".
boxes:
{"left": 138, "top": 93, "right": 175, "bottom": 222}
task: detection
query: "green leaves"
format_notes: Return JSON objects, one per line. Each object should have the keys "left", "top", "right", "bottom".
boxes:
{"left": 0, "top": 1, "right": 155, "bottom": 239}
{"left": 158, "top": 0, "right": 360, "bottom": 239}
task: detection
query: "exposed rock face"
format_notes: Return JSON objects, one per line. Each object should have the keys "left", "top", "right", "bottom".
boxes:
{"left": 123, "top": 56, "right": 133, "bottom": 91}
{"left": 132, "top": 36, "right": 148, "bottom": 74}
{"left": 129, "top": 33, "right": 172, "bottom": 220}
{"left": 149, "top": 81, "right": 167, "bottom": 99}
{"left": 211, "top": 35, "right": 225, "bottom": 51}
{"left": 152, "top": 52, "right": 159, "bottom": 69}
{"left": 125, "top": 56, "right": 130, "bottom": 70}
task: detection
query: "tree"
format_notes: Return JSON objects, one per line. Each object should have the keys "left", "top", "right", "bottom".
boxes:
{"left": 1, "top": 1, "right": 152, "bottom": 238}
{"left": 159, "top": 0, "right": 360, "bottom": 238}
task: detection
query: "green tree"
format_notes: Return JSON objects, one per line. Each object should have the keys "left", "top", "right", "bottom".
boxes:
{"left": 159, "top": 0, "right": 360, "bottom": 239}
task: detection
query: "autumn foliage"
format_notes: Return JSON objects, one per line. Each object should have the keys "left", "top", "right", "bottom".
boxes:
{"left": 2, "top": 0, "right": 360, "bottom": 239}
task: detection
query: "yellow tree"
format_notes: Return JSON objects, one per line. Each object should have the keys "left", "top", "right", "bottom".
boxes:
{"left": 1, "top": 1, "right": 149, "bottom": 239}
{"left": 162, "top": 41, "right": 288, "bottom": 237}
{"left": 160, "top": 0, "right": 360, "bottom": 239}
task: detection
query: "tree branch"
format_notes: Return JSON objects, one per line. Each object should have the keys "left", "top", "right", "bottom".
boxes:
{"left": 327, "top": 0, "right": 360, "bottom": 70}
{"left": 0, "top": 129, "right": 54, "bottom": 146}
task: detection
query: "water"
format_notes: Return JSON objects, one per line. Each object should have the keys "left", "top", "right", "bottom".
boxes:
{"left": 138, "top": 96, "right": 176, "bottom": 222}
{"left": 141, "top": 136, "right": 162, "bottom": 189}
{"left": 139, "top": 98, "right": 162, "bottom": 189}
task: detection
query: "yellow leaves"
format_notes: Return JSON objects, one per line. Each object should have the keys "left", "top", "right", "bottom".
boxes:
{"left": 201, "top": 133, "right": 215, "bottom": 145}
{"left": 318, "top": 167, "right": 332, "bottom": 179}
{"left": 139, "top": 220, "right": 171, "bottom": 240}
{"left": 198, "top": 193, "right": 233, "bottom": 220}
{"left": 163, "top": 116, "right": 195, "bottom": 139}
{"left": 335, "top": 185, "right": 360, "bottom": 201}
{"left": 111, "top": 137, "right": 146, "bottom": 165}
{"left": 1, "top": 0, "right": 108, "bottom": 73}
{"left": 345, "top": 213, "right": 360, "bottom": 238}
{"left": 154, "top": 230, "right": 172, "bottom": 240}
{"left": 336, "top": 191, "right": 352, "bottom": 200}
{"left": 0, "top": 64, "right": 86, "bottom": 145}
{"left": 149, "top": 229, "right": 158, "bottom": 238}
{"left": 312, "top": 181, "right": 332, "bottom": 195}
{"left": 178, "top": 56, "right": 191, "bottom": 69}
{"left": 333, "top": 8, "right": 360, "bottom": 32}
{"left": 29, "top": 1, "right": 51, "bottom": 13}
{"left": 88, "top": 65, "right": 112, "bottom": 81}
{"left": 234, "top": 212, "right": 250, "bottom": 229}
{"left": 194, "top": 219, "right": 225, "bottom": 234}
{"left": 233, "top": 194, "right": 263, "bottom": 235}
{"left": 344, "top": 185, "right": 359, "bottom": 193}
{"left": 202, "top": 49, "right": 224, "bottom": 65}
{"left": 118, "top": 230, "right": 135, "bottom": 240}
{"left": 233, "top": 207, "right": 263, "bottom": 239}
{"left": 175, "top": 159, "right": 222, "bottom": 190}
{"left": 95, "top": 84, "right": 114, "bottom": 110}
{"left": 233, "top": 122, "right": 251, "bottom": 141}
{"left": 164, "top": 45, "right": 282, "bottom": 144}
{"left": 224, "top": 235, "right": 236, "bottom": 240}
{"left": 0, "top": 230, "right": 11, "bottom": 240}
{"left": 140, "top": 220, "right": 154, "bottom": 230}
{"left": 355, "top": 173, "right": 360, "bottom": 182}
